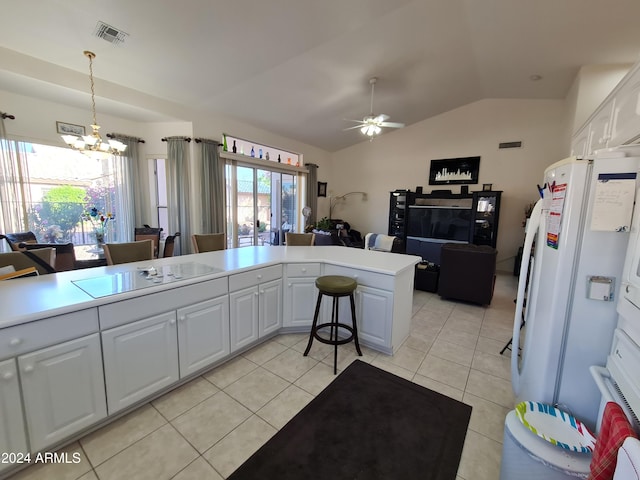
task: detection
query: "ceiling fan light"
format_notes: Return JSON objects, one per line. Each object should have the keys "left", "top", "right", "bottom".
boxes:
{"left": 374, "top": 126, "right": 381, "bottom": 135}
{"left": 360, "top": 126, "right": 368, "bottom": 135}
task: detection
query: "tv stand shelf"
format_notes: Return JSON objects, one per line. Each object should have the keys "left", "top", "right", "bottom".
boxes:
{"left": 389, "top": 190, "right": 501, "bottom": 264}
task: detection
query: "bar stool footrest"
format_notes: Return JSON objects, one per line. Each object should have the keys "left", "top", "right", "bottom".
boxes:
{"left": 313, "top": 323, "right": 355, "bottom": 346}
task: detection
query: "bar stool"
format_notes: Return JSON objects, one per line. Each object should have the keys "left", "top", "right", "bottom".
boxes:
{"left": 303, "top": 275, "right": 363, "bottom": 374}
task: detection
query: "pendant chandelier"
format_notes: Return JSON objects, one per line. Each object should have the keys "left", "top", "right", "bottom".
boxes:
{"left": 61, "top": 51, "right": 126, "bottom": 159}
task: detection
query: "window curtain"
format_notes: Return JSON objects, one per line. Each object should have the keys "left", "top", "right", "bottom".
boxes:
{"left": 305, "top": 163, "right": 319, "bottom": 227}
{"left": 111, "top": 134, "right": 148, "bottom": 233}
{"left": 110, "top": 134, "right": 143, "bottom": 243}
{"left": 165, "top": 137, "right": 192, "bottom": 254}
{"left": 198, "top": 139, "right": 225, "bottom": 234}
{"left": 0, "top": 113, "right": 32, "bottom": 240}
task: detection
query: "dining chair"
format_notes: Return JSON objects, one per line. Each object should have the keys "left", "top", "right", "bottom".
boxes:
{"left": 0, "top": 248, "right": 56, "bottom": 275}
{"left": 103, "top": 240, "right": 154, "bottom": 265}
{"left": 1, "top": 232, "right": 38, "bottom": 251}
{"left": 162, "top": 232, "right": 181, "bottom": 258}
{"left": 20, "top": 242, "right": 77, "bottom": 271}
{"left": 134, "top": 226, "right": 163, "bottom": 258}
{"left": 285, "top": 233, "right": 316, "bottom": 246}
{"left": 192, "top": 233, "right": 226, "bottom": 253}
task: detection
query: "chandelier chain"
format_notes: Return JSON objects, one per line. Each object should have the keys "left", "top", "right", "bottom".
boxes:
{"left": 85, "top": 51, "right": 98, "bottom": 127}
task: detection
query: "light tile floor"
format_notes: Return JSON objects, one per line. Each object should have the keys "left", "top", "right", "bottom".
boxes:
{"left": 9, "top": 273, "right": 518, "bottom": 480}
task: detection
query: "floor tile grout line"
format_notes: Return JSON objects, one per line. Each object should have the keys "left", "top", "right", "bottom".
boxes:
{"left": 80, "top": 405, "right": 170, "bottom": 471}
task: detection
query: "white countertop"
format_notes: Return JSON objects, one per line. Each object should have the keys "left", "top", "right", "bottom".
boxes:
{"left": 0, "top": 246, "right": 420, "bottom": 329}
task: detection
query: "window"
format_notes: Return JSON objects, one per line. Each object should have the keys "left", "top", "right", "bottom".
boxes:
{"left": 221, "top": 136, "right": 305, "bottom": 248}
{"left": 223, "top": 134, "right": 300, "bottom": 166}
{"left": 0, "top": 140, "right": 125, "bottom": 247}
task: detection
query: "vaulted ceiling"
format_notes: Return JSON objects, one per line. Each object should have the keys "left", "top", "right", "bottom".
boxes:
{"left": 1, "top": 0, "right": 640, "bottom": 152}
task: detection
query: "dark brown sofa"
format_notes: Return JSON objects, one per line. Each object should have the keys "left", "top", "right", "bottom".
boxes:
{"left": 437, "top": 243, "right": 497, "bottom": 305}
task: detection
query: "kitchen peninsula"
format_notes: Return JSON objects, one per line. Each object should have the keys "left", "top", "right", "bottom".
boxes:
{"left": 0, "top": 246, "right": 419, "bottom": 474}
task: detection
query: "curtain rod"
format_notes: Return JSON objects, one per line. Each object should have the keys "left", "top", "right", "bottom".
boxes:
{"left": 106, "top": 133, "right": 145, "bottom": 143}
{"left": 194, "top": 138, "right": 220, "bottom": 144}
{"left": 161, "top": 137, "right": 191, "bottom": 142}
{"left": 1, "top": 112, "right": 15, "bottom": 120}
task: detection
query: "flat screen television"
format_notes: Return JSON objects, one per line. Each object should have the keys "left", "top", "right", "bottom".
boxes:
{"left": 407, "top": 205, "right": 472, "bottom": 242}
{"left": 429, "top": 156, "right": 480, "bottom": 185}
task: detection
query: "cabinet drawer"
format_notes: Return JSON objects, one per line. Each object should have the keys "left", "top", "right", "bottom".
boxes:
{"left": 323, "top": 264, "right": 393, "bottom": 291}
{"left": 99, "top": 278, "right": 228, "bottom": 330}
{"left": 285, "top": 263, "right": 321, "bottom": 278}
{"left": 0, "top": 308, "right": 99, "bottom": 360}
{"left": 229, "top": 265, "right": 282, "bottom": 292}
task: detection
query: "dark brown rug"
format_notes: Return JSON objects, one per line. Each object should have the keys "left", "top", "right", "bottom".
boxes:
{"left": 228, "top": 360, "right": 472, "bottom": 480}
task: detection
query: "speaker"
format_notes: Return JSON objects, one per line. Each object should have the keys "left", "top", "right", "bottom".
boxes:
{"left": 416, "top": 186, "right": 423, "bottom": 194}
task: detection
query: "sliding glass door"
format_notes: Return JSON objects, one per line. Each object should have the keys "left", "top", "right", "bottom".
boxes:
{"left": 226, "top": 163, "right": 298, "bottom": 248}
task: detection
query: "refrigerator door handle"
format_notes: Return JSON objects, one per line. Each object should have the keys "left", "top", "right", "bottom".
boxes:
{"left": 511, "top": 200, "right": 543, "bottom": 391}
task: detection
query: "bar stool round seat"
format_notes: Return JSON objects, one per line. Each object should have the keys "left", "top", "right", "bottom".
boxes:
{"left": 304, "top": 275, "right": 362, "bottom": 374}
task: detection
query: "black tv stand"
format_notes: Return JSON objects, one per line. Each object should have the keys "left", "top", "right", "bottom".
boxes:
{"left": 389, "top": 189, "right": 501, "bottom": 264}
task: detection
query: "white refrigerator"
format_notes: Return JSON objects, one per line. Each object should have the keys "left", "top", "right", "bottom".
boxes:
{"left": 511, "top": 153, "right": 640, "bottom": 431}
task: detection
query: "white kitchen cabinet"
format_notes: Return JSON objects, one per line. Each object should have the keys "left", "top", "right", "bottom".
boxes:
{"left": 587, "top": 101, "right": 615, "bottom": 154}
{"left": 229, "top": 265, "right": 283, "bottom": 352}
{"left": 18, "top": 333, "right": 107, "bottom": 452}
{"left": 0, "top": 358, "right": 27, "bottom": 471}
{"left": 610, "top": 73, "right": 640, "bottom": 146}
{"left": 177, "top": 295, "right": 230, "bottom": 377}
{"left": 259, "top": 278, "right": 282, "bottom": 337}
{"left": 229, "top": 279, "right": 282, "bottom": 351}
{"left": 229, "top": 286, "right": 260, "bottom": 352}
{"left": 284, "top": 277, "right": 318, "bottom": 328}
{"left": 322, "top": 264, "right": 395, "bottom": 351}
{"left": 283, "top": 263, "right": 320, "bottom": 329}
{"left": 355, "top": 286, "right": 393, "bottom": 349}
{"left": 570, "top": 126, "right": 590, "bottom": 158}
{"left": 102, "top": 311, "right": 179, "bottom": 414}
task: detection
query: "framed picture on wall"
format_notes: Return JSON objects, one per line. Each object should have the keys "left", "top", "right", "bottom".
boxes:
{"left": 56, "top": 121, "right": 85, "bottom": 136}
{"left": 317, "top": 182, "right": 327, "bottom": 197}
{"left": 429, "top": 156, "right": 480, "bottom": 185}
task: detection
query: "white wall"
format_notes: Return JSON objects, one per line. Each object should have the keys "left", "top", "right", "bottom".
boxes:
{"left": 329, "top": 98, "right": 567, "bottom": 272}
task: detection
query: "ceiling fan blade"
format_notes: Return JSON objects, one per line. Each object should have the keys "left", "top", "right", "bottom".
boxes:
{"left": 343, "top": 124, "right": 366, "bottom": 131}
{"left": 343, "top": 118, "right": 367, "bottom": 124}
{"left": 374, "top": 114, "right": 390, "bottom": 123}
{"left": 379, "top": 121, "right": 405, "bottom": 128}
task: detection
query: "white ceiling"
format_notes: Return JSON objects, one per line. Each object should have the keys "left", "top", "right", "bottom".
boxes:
{"left": 1, "top": 0, "right": 640, "bottom": 152}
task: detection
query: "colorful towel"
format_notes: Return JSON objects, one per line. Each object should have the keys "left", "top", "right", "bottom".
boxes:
{"left": 589, "top": 402, "right": 638, "bottom": 480}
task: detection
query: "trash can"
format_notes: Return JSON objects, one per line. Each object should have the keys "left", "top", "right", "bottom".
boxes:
{"left": 499, "top": 410, "right": 592, "bottom": 479}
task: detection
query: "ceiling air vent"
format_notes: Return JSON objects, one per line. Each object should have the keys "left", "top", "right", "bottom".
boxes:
{"left": 94, "top": 22, "right": 129, "bottom": 45}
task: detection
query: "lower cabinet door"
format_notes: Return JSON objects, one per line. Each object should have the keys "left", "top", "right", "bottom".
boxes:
{"left": 18, "top": 333, "right": 107, "bottom": 452}
{"left": 0, "top": 358, "right": 27, "bottom": 467}
{"left": 284, "top": 278, "right": 318, "bottom": 328}
{"left": 260, "top": 279, "right": 282, "bottom": 337}
{"left": 230, "top": 287, "right": 259, "bottom": 352}
{"left": 102, "top": 312, "right": 179, "bottom": 414}
{"left": 355, "top": 286, "right": 393, "bottom": 350}
{"left": 177, "top": 295, "right": 230, "bottom": 377}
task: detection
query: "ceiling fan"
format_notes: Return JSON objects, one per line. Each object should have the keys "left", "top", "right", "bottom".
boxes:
{"left": 344, "top": 77, "right": 405, "bottom": 138}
